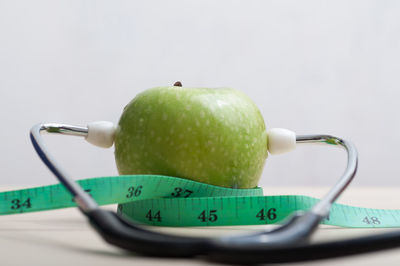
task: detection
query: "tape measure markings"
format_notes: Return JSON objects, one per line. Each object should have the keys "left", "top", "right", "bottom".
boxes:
{"left": 0, "top": 175, "right": 399, "bottom": 228}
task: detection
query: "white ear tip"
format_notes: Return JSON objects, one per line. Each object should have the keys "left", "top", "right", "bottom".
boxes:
{"left": 85, "top": 121, "right": 116, "bottom": 148}
{"left": 267, "top": 128, "right": 296, "bottom": 155}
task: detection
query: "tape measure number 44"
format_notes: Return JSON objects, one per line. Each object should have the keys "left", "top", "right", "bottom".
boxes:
{"left": 0, "top": 175, "right": 397, "bottom": 228}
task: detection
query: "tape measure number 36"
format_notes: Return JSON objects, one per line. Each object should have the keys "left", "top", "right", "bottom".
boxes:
{"left": 0, "top": 175, "right": 398, "bottom": 228}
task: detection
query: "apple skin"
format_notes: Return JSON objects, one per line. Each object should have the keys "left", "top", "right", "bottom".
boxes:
{"left": 114, "top": 86, "right": 268, "bottom": 189}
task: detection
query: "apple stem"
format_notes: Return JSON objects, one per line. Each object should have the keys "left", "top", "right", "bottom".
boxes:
{"left": 174, "top": 81, "right": 182, "bottom": 87}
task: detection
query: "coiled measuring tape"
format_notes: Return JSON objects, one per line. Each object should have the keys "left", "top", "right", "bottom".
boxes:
{"left": 0, "top": 175, "right": 398, "bottom": 228}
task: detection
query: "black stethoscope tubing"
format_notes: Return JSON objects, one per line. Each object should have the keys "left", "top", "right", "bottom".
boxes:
{"left": 29, "top": 123, "right": 400, "bottom": 264}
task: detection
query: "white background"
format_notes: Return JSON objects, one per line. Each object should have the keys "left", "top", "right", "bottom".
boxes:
{"left": 0, "top": 0, "right": 399, "bottom": 187}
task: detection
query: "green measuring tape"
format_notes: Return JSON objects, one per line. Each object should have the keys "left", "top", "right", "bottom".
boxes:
{"left": 0, "top": 175, "right": 398, "bottom": 228}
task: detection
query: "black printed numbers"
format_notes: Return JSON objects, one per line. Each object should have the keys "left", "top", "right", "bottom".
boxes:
{"left": 256, "top": 208, "right": 277, "bottom": 221}
{"left": 171, "top": 187, "right": 193, "bottom": 198}
{"left": 198, "top": 210, "right": 218, "bottom": 223}
{"left": 324, "top": 213, "right": 330, "bottom": 221}
{"left": 362, "top": 216, "right": 381, "bottom": 225}
{"left": 126, "top": 185, "right": 143, "bottom": 198}
{"left": 145, "top": 210, "right": 162, "bottom": 222}
{"left": 11, "top": 198, "right": 31, "bottom": 210}
{"left": 84, "top": 189, "right": 92, "bottom": 197}
{"left": 72, "top": 189, "right": 92, "bottom": 202}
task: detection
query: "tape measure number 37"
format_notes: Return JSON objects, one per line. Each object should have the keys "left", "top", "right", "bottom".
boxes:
{"left": 1, "top": 175, "right": 398, "bottom": 228}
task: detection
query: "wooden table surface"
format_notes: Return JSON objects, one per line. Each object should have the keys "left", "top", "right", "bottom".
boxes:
{"left": 1, "top": 186, "right": 400, "bottom": 266}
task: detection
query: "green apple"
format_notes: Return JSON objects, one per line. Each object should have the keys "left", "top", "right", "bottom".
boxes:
{"left": 114, "top": 83, "right": 268, "bottom": 188}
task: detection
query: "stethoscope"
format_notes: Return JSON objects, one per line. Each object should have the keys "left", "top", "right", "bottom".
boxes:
{"left": 29, "top": 122, "right": 400, "bottom": 264}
